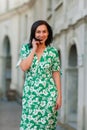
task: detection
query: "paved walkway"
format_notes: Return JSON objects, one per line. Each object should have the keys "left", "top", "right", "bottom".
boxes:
{"left": 0, "top": 99, "right": 75, "bottom": 130}
{"left": 0, "top": 99, "right": 21, "bottom": 130}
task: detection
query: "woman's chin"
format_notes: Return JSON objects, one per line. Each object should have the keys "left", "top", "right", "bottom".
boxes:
{"left": 40, "top": 41, "right": 44, "bottom": 44}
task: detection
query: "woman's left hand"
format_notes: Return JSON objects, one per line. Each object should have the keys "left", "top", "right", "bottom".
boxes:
{"left": 55, "top": 96, "right": 62, "bottom": 110}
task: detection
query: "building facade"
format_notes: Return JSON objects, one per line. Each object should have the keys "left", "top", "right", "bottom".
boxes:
{"left": 0, "top": 0, "right": 87, "bottom": 130}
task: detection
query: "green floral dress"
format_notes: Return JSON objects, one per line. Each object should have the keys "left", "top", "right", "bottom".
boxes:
{"left": 19, "top": 43, "right": 60, "bottom": 130}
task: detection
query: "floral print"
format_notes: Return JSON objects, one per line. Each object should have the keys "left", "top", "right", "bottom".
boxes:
{"left": 19, "top": 43, "right": 60, "bottom": 130}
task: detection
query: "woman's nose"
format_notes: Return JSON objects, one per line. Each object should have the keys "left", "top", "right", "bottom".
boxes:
{"left": 40, "top": 32, "right": 44, "bottom": 37}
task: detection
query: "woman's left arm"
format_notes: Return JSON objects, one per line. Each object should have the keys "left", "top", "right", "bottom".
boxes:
{"left": 52, "top": 71, "right": 62, "bottom": 110}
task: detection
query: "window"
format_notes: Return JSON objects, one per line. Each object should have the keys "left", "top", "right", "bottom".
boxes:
{"left": 24, "top": 15, "right": 28, "bottom": 40}
{"left": 6, "top": 0, "right": 9, "bottom": 10}
{"left": 47, "top": 0, "right": 52, "bottom": 12}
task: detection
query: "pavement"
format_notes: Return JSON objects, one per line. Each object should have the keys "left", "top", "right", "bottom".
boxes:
{"left": 0, "top": 98, "right": 75, "bottom": 130}
{"left": 0, "top": 99, "right": 21, "bottom": 130}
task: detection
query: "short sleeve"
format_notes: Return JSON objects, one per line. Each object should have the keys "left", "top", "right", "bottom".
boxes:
{"left": 16, "top": 43, "right": 30, "bottom": 67}
{"left": 52, "top": 48, "right": 60, "bottom": 72}
{"left": 20, "top": 44, "right": 29, "bottom": 59}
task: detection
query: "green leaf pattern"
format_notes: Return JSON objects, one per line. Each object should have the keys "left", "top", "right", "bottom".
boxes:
{"left": 20, "top": 43, "right": 60, "bottom": 130}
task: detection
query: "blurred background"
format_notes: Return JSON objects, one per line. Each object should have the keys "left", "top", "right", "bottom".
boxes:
{"left": 0, "top": 0, "right": 87, "bottom": 130}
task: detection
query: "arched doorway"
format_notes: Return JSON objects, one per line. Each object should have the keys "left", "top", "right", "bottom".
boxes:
{"left": 66, "top": 44, "right": 78, "bottom": 128}
{"left": 3, "top": 36, "right": 11, "bottom": 97}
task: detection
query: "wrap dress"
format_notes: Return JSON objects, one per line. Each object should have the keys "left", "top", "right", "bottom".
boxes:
{"left": 18, "top": 43, "right": 60, "bottom": 130}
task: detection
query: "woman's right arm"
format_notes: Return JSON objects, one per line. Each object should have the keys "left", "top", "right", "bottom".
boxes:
{"left": 20, "top": 48, "right": 36, "bottom": 71}
{"left": 20, "top": 39, "right": 38, "bottom": 71}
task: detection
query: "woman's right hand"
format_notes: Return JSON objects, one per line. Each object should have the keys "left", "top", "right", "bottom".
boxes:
{"left": 32, "top": 39, "right": 39, "bottom": 51}
{"left": 20, "top": 39, "right": 38, "bottom": 71}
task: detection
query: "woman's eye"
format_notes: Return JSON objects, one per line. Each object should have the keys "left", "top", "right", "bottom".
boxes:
{"left": 36, "top": 31, "right": 41, "bottom": 33}
{"left": 43, "top": 30, "right": 46, "bottom": 33}
{"left": 36, "top": 30, "right": 47, "bottom": 34}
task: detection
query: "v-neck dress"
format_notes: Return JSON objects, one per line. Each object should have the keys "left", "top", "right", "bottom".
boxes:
{"left": 19, "top": 43, "right": 60, "bottom": 130}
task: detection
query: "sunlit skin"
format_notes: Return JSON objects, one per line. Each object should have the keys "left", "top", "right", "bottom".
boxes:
{"left": 20, "top": 24, "right": 62, "bottom": 110}
{"left": 32, "top": 24, "right": 49, "bottom": 61}
{"left": 35, "top": 24, "right": 49, "bottom": 44}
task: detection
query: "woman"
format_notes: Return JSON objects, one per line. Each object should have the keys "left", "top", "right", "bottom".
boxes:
{"left": 18, "top": 20, "right": 62, "bottom": 130}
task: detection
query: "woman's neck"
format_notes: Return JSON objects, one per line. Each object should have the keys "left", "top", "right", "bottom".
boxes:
{"left": 38, "top": 43, "right": 46, "bottom": 49}
{"left": 36, "top": 43, "right": 46, "bottom": 52}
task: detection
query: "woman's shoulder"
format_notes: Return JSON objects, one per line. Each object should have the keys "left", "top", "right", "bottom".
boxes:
{"left": 21, "top": 43, "right": 30, "bottom": 50}
{"left": 21, "top": 43, "right": 29, "bottom": 48}
{"left": 48, "top": 45, "right": 58, "bottom": 53}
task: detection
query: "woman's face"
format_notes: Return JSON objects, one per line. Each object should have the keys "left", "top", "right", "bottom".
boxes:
{"left": 35, "top": 24, "right": 49, "bottom": 43}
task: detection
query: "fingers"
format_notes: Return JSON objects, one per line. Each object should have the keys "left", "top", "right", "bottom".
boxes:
{"left": 55, "top": 103, "right": 61, "bottom": 110}
{"left": 32, "top": 39, "right": 39, "bottom": 50}
{"left": 32, "top": 38, "right": 40, "bottom": 45}
{"left": 54, "top": 104, "right": 59, "bottom": 110}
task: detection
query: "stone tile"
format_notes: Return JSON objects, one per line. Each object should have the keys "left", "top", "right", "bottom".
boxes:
{"left": 0, "top": 100, "right": 21, "bottom": 130}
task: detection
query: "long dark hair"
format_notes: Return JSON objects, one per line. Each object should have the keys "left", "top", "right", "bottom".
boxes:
{"left": 29, "top": 20, "right": 53, "bottom": 48}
